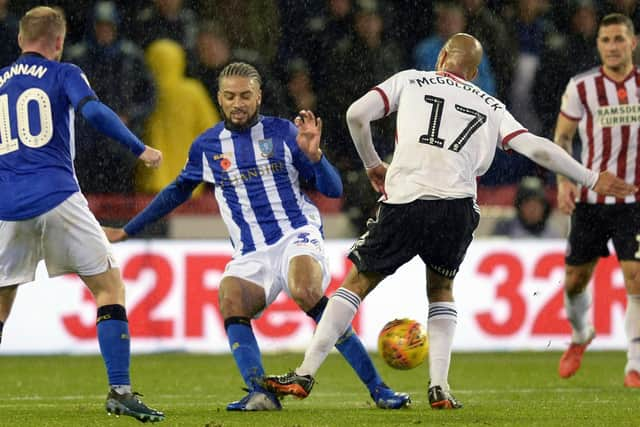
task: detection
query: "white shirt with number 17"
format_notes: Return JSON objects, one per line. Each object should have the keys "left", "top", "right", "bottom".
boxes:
{"left": 373, "top": 69, "right": 527, "bottom": 204}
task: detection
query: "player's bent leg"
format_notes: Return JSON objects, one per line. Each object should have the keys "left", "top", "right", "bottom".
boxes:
{"left": 220, "top": 277, "right": 281, "bottom": 410}
{"left": 305, "top": 296, "right": 410, "bottom": 409}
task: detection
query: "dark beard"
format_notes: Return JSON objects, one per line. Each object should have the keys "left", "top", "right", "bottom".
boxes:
{"left": 224, "top": 112, "right": 260, "bottom": 132}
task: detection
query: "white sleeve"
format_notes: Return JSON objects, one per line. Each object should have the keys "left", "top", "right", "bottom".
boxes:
{"left": 373, "top": 69, "right": 413, "bottom": 116}
{"left": 507, "top": 132, "right": 599, "bottom": 188}
{"left": 497, "top": 109, "right": 528, "bottom": 150}
{"left": 559, "top": 78, "right": 584, "bottom": 121}
{"left": 346, "top": 70, "right": 413, "bottom": 168}
{"left": 345, "top": 90, "right": 388, "bottom": 168}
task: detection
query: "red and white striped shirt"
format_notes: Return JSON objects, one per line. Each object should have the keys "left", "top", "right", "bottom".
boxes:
{"left": 560, "top": 66, "right": 640, "bottom": 204}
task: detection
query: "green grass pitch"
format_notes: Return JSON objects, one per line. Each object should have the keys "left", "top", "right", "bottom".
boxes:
{"left": 0, "top": 351, "right": 637, "bottom": 426}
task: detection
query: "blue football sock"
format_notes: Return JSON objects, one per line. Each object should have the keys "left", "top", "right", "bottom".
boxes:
{"left": 96, "top": 304, "right": 131, "bottom": 386}
{"left": 225, "top": 317, "right": 265, "bottom": 391}
{"left": 306, "top": 296, "right": 381, "bottom": 391}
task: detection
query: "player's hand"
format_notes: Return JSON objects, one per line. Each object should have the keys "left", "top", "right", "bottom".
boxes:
{"left": 139, "top": 146, "right": 163, "bottom": 168}
{"left": 102, "top": 226, "right": 128, "bottom": 243}
{"left": 557, "top": 178, "right": 578, "bottom": 215}
{"left": 366, "top": 163, "right": 388, "bottom": 199}
{"left": 592, "top": 171, "right": 639, "bottom": 199}
{"left": 295, "top": 110, "right": 323, "bottom": 163}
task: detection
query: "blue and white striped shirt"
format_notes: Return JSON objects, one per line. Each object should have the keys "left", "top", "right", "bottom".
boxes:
{"left": 181, "top": 116, "right": 328, "bottom": 256}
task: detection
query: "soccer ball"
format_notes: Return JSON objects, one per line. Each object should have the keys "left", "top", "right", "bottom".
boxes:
{"left": 377, "top": 318, "right": 428, "bottom": 370}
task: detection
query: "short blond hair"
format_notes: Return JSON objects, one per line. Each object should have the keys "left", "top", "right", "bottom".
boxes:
{"left": 19, "top": 6, "right": 66, "bottom": 43}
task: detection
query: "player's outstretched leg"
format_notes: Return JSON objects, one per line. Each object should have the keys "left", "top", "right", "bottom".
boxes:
{"left": 306, "top": 296, "right": 410, "bottom": 409}
{"left": 558, "top": 328, "right": 595, "bottom": 378}
{"left": 428, "top": 385, "right": 463, "bottom": 409}
{"left": 105, "top": 389, "right": 165, "bottom": 422}
{"left": 225, "top": 317, "right": 281, "bottom": 411}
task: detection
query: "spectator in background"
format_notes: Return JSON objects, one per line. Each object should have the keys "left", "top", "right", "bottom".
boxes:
{"left": 493, "top": 176, "right": 561, "bottom": 238}
{"left": 284, "top": 57, "right": 318, "bottom": 114}
{"left": 322, "top": 0, "right": 402, "bottom": 235}
{"left": 65, "top": 1, "right": 156, "bottom": 194}
{"left": 298, "top": 0, "right": 356, "bottom": 94}
{"left": 481, "top": 0, "right": 556, "bottom": 186}
{"left": 137, "top": 39, "right": 219, "bottom": 198}
{"left": 202, "top": 0, "right": 281, "bottom": 66}
{"left": 384, "top": 0, "right": 434, "bottom": 66}
{"left": 414, "top": 1, "right": 496, "bottom": 95}
{"left": 504, "top": 0, "right": 556, "bottom": 134}
{"left": 132, "top": 0, "right": 198, "bottom": 55}
{"left": 276, "top": 0, "right": 324, "bottom": 66}
{"left": 534, "top": 0, "right": 600, "bottom": 138}
{"left": 0, "top": 0, "right": 19, "bottom": 67}
{"left": 189, "top": 21, "right": 286, "bottom": 116}
{"left": 462, "top": 0, "right": 515, "bottom": 101}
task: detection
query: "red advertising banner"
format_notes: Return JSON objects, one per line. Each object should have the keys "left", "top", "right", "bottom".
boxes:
{"left": 1, "top": 239, "right": 627, "bottom": 354}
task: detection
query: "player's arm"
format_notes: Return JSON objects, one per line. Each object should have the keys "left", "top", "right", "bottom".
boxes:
{"left": 103, "top": 175, "right": 200, "bottom": 242}
{"left": 80, "top": 100, "right": 161, "bottom": 168}
{"left": 310, "top": 155, "right": 343, "bottom": 198}
{"left": 346, "top": 90, "right": 388, "bottom": 195}
{"left": 507, "top": 133, "right": 638, "bottom": 198}
{"left": 553, "top": 114, "right": 580, "bottom": 214}
{"left": 292, "top": 112, "right": 342, "bottom": 198}
{"left": 62, "top": 64, "right": 161, "bottom": 167}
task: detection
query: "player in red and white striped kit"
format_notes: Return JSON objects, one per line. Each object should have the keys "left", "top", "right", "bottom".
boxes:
{"left": 555, "top": 13, "right": 640, "bottom": 387}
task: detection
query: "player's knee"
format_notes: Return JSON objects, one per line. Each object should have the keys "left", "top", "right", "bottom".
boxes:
{"left": 218, "top": 292, "right": 246, "bottom": 318}
{"left": 82, "top": 269, "right": 125, "bottom": 305}
{"left": 290, "top": 281, "right": 323, "bottom": 312}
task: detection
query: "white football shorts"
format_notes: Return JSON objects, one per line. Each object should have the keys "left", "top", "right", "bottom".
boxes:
{"left": 0, "top": 192, "right": 116, "bottom": 287}
{"left": 221, "top": 224, "right": 331, "bottom": 315}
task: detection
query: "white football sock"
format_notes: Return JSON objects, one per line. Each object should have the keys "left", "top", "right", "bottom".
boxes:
{"left": 427, "top": 302, "right": 457, "bottom": 391}
{"left": 297, "top": 288, "right": 360, "bottom": 377}
{"left": 625, "top": 294, "right": 640, "bottom": 373}
{"left": 565, "top": 290, "right": 593, "bottom": 343}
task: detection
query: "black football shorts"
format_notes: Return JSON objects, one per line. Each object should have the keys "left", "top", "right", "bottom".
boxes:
{"left": 348, "top": 198, "right": 480, "bottom": 279}
{"left": 566, "top": 202, "right": 640, "bottom": 265}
